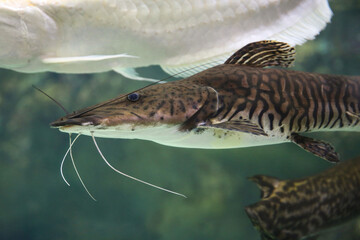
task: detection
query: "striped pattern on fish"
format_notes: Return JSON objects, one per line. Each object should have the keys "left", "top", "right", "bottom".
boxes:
{"left": 51, "top": 41, "right": 360, "bottom": 162}
{"left": 192, "top": 65, "right": 360, "bottom": 135}
{"left": 246, "top": 156, "right": 360, "bottom": 240}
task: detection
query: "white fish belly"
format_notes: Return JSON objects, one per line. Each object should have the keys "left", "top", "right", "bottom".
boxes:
{"left": 60, "top": 124, "right": 287, "bottom": 149}
{"left": 152, "top": 128, "right": 286, "bottom": 149}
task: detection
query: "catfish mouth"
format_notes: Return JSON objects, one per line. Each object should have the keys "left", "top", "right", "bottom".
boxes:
{"left": 50, "top": 118, "right": 80, "bottom": 127}
{"left": 50, "top": 114, "right": 179, "bottom": 131}
{"left": 50, "top": 115, "right": 102, "bottom": 128}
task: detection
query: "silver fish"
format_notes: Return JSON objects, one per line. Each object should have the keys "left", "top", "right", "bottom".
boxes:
{"left": 0, "top": 0, "right": 332, "bottom": 80}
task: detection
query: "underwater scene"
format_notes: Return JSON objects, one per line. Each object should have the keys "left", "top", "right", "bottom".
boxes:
{"left": 1, "top": 0, "right": 360, "bottom": 239}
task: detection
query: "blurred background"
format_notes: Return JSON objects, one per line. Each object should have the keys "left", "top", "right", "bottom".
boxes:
{"left": 1, "top": 0, "right": 360, "bottom": 239}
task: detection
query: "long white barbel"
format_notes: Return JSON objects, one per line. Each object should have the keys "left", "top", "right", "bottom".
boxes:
{"left": 69, "top": 134, "right": 97, "bottom": 201}
{"left": 60, "top": 133, "right": 81, "bottom": 186}
{"left": 90, "top": 132, "right": 186, "bottom": 198}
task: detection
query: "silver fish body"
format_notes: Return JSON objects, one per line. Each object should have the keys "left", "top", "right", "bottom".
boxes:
{"left": 0, "top": 0, "right": 332, "bottom": 79}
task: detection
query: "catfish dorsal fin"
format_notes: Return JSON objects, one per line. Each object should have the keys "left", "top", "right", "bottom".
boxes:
{"left": 224, "top": 40, "right": 295, "bottom": 68}
{"left": 248, "top": 175, "right": 280, "bottom": 199}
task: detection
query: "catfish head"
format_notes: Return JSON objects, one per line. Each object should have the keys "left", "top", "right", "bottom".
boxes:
{"left": 51, "top": 80, "right": 219, "bottom": 143}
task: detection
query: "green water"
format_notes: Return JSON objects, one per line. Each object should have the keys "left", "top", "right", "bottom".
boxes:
{"left": 1, "top": 1, "right": 360, "bottom": 240}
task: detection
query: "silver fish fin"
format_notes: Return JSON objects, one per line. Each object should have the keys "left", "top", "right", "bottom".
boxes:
{"left": 199, "top": 120, "right": 268, "bottom": 136}
{"left": 114, "top": 67, "right": 160, "bottom": 82}
{"left": 42, "top": 54, "right": 137, "bottom": 64}
{"left": 224, "top": 40, "right": 295, "bottom": 68}
{"left": 291, "top": 133, "right": 340, "bottom": 163}
{"left": 248, "top": 175, "right": 280, "bottom": 199}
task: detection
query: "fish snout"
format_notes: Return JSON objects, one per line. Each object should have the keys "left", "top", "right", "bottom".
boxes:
{"left": 50, "top": 116, "right": 102, "bottom": 128}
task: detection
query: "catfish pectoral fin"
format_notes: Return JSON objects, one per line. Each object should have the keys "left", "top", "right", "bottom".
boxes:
{"left": 200, "top": 120, "right": 268, "bottom": 136}
{"left": 291, "top": 133, "right": 340, "bottom": 163}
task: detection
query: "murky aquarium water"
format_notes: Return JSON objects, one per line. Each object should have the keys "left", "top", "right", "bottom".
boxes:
{"left": 1, "top": 1, "right": 360, "bottom": 240}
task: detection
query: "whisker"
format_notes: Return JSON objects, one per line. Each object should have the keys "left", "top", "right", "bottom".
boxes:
{"left": 90, "top": 132, "right": 186, "bottom": 198}
{"left": 69, "top": 134, "right": 97, "bottom": 201}
{"left": 60, "top": 133, "right": 81, "bottom": 186}
{"left": 32, "top": 85, "right": 69, "bottom": 114}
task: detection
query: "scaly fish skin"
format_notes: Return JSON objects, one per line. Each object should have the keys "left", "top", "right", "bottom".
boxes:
{"left": 51, "top": 41, "right": 360, "bottom": 162}
{"left": 245, "top": 156, "right": 360, "bottom": 240}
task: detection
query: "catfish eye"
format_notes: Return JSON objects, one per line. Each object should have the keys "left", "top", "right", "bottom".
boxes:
{"left": 127, "top": 92, "right": 140, "bottom": 102}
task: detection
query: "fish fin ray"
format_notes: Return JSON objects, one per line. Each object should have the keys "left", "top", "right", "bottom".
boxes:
{"left": 248, "top": 175, "right": 280, "bottom": 199}
{"left": 161, "top": 55, "right": 227, "bottom": 78}
{"left": 42, "top": 54, "right": 137, "bottom": 64}
{"left": 291, "top": 133, "right": 340, "bottom": 163}
{"left": 224, "top": 40, "right": 295, "bottom": 68}
{"left": 199, "top": 120, "right": 267, "bottom": 136}
{"left": 114, "top": 67, "right": 160, "bottom": 82}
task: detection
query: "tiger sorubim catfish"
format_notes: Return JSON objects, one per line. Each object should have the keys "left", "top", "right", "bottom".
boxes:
{"left": 245, "top": 156, "right": 360, "bottom": 240}
{"left": 51, "top": 40, "right": 360, "bottom": 163}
